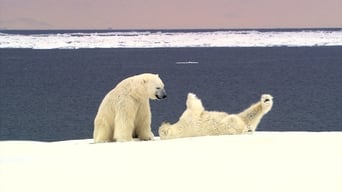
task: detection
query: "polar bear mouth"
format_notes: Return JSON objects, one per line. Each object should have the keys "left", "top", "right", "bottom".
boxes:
{"left": 155, "top": 89, "right": 167, "bottom": 99}
{"left": 264, "top": 99, "right": 270, "bottom": 103}
{"left": 156, "top": 94, "right": 167, "bottom": 99}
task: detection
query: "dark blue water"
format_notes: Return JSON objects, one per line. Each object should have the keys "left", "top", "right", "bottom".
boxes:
{"left": 1, "top": 47, "right": 342, "bottom": 141}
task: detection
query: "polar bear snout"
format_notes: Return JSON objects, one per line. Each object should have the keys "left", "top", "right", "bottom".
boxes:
{"left": 156, "top": 88, "right": 167, "bottom": 99}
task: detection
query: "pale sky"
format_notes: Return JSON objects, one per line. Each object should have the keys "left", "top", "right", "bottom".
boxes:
{"left": 0, "top": 0, "right": 341, "bottom": 29}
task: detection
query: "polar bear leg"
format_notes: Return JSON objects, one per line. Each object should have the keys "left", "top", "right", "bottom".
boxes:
{"left": 94, "top": 117, "right": 113, "bottom": 143}
{"left": 114, "top": 113, "right": 135, "bottom": 142}
{"left": 135, "top": 121, "right": 154, "bottom": 141}
{"left": 135, "top": 103, "right": 154, "bottom": 140}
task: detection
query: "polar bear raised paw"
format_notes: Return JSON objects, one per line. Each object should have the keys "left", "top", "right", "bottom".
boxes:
{"left": 261, "top": 94, "right": 273, "bottom": 114}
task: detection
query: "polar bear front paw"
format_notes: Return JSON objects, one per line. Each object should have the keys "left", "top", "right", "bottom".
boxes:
{"left": 261, "top": 94, "right": 273, "bottom": 103}
{"left": 261, "top": 94, "right": 273, "bottom": 113}
{"left": 138, "top": 132, "right": 155, "bottom": 141}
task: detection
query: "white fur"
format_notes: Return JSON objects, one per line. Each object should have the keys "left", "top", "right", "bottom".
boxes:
{"left": 159, "top": 93, "right": 273, "bottom": 139}
{"left": 93, "top": 73, "right": 166, "bottom": 142}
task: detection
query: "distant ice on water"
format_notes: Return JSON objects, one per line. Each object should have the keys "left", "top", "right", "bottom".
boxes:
{"left": 1, "top": 29, "right": 342, "bottom": 49}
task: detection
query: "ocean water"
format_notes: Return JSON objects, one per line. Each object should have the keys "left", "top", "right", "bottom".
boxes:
{"left": 1, "top": 29, "right": 342, "bottom": 141}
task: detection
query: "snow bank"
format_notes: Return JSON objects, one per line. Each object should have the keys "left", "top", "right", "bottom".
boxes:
{"left": 1, "top": 132, "right": 342, "bottom": 192}
{"left": 1, "top": 30, "right": 342, "bottom": 49}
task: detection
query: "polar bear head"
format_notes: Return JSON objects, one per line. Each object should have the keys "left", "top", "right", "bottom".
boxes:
{"left": 141, "top": 73, "right": 167, "bottom": 100}
{"left": 158, "top": 121, "right": 184, "bottom": 139}
{"left": 158, "top": 121, "right": 171, "bottom": 138}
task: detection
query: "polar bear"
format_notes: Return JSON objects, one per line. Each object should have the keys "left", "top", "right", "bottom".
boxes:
{"left": 159, "top": 93, "right": 273, "bottom": 139}
{"left": 93, "top": 73, "right": 167, "bottom": 143}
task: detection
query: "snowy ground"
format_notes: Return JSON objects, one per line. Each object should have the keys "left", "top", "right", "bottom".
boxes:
{"left": 1, "top": 132, "right": 342, "bottom": 192}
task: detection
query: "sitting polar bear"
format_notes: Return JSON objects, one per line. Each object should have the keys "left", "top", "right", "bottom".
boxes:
{"left": 93, "top": 73, "right": 167, "bottom": 143}
{"left": 159, "top": 93, "right": 273, "bottom": 140}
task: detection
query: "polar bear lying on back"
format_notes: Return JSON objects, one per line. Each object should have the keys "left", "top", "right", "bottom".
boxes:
{"left": 159, "top": 93, "right": 273, "bottom": 139}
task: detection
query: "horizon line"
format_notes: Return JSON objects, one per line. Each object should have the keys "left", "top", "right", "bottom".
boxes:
{"left": 1, "top": 27, "right": 342, "bottom": 31}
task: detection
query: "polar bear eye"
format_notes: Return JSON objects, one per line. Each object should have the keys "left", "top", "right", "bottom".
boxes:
{"left": 156, "top": 87, "right": 161, "bottom": 90}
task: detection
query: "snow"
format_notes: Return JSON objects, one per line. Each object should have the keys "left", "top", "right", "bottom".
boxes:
{"left": 1, "top": 132, "right": 342, "bottom": 192}
{"left": 1, "top": 30, "right": 342, "bottom": 49}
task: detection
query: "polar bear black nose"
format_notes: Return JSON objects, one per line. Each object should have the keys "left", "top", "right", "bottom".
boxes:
{"left": 161, "top": 89, "right": 167, "bottom": 98}
{"left": 264, "top": 99, "right": 270, "bottom": 103}
{"left": 156, "top": 89, "right": 167, "bottom": 99}
{"left": 157, "top": 93, "right": 167, "bottom": 99}
{"left": 156, "top": 94, "right": 167, "bottom": 99}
